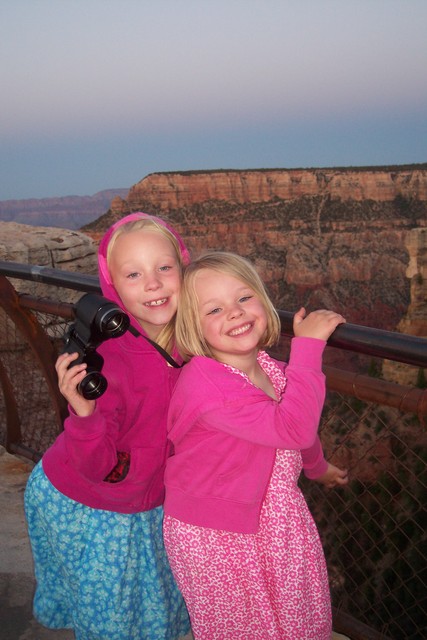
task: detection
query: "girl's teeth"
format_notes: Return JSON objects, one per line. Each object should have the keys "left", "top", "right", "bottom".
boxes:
{"left": 229, "top": 324, "right": 251, "bottom": 336}
{"left": 146, "top": 298, "right": 167, "bottom": 307}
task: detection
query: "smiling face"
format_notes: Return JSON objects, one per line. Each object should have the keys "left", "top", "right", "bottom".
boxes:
{"left": 194, "top": 268, "right": 268, "bottom": 366}
{"left": 108, "top": 228, "right": 181, "bottom": 340}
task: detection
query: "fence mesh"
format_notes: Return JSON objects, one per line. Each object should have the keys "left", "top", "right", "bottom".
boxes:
{"left": 303, "top": 393, "right": 427, "bottom": 639}
{"left": 0, "top": 282, "right": 426, "bottom": 639}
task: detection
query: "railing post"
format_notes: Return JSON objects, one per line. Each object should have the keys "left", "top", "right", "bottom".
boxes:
{"left": 0, "top": 356, "right": 21, "bottom": 451}
{"left": 0, "top": 275, "right": 68, "bottom": 451}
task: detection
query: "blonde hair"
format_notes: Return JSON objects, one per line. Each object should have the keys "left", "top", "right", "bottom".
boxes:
{"left": 176, "top": 251, "right": 281, "bottom": 360}
{"left": 107, "top": 218, "right": 184, "bottom": 352}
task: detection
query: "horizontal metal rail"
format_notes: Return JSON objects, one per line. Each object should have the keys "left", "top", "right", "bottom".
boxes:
{"left": 1, "top": 260, "right": 427, "bottom": 368}
{"left": 278, "top": 310, "right": 427, "bottom": 369}
{"left": 0, "top": 260, "right": 100, "bottom": 292}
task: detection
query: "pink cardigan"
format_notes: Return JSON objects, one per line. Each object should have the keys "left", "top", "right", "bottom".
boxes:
{"left": 164, "top": 338, "right": 328, "bottom": 534}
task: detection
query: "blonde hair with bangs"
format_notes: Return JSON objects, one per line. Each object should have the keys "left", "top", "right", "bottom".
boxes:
{"left": 176, "top": 251, "right": 281, "bottom": 360}
{"left": 107, "top": 218, "right": 184, "bottom": 352}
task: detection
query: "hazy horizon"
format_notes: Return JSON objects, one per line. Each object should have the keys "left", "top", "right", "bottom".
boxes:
{"left": 2, "top": 162, "right": 427, "bottom": 204}
{"left": 1, "top": 0, "right": 426, "bottom": 200}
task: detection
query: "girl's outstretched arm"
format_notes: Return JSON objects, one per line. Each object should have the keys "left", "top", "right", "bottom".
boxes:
{"left": 293, "top": 307, "right": 346, "bottom": 341}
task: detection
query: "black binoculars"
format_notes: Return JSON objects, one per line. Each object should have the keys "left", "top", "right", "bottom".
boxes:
{"left": 62, "top": 293, "right": 130, "bottom": 400}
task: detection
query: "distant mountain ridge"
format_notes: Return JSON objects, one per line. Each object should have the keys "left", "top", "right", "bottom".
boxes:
{"left": 0, "top": 188, "right": 129, "bottom": 230}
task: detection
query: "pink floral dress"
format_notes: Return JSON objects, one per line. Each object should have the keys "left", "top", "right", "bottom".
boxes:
{"left": 163, "top": 352, "right": 332, "bottom": 640}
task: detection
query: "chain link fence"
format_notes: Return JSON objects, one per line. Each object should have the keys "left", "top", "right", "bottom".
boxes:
{"left": 0, "top": 266, "right": 426, "bottom": 639}
{"left": 305, "top": 393, "right": 426, "bottom": 639}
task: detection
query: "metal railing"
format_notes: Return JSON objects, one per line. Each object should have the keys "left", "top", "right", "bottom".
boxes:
{"left": 0, "top": 261, "right": 426, "bottom": 640}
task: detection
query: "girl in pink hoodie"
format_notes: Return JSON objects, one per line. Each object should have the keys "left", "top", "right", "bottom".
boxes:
{"left": 163, "top": 251, "right": 347, "bottom": 640}
{"left": 25, "top": 213, "right": 191, "bottom": 640}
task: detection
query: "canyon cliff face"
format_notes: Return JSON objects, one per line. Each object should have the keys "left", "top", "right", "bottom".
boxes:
{"left": 110, "top": 167, "right": 427, "bottom": 212}
{"left": 2, "top": 165, "right": 426, "bottom": 374}
{"left": 87, "top": 166, "right": 427, "bottom": 345}
{"left": 382, "top": 227, "right": 427, "bottom": 384}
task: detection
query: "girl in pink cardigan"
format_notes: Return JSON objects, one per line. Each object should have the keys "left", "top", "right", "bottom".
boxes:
{"left": 163, "top": 251, "right": 347, "bottom": 640}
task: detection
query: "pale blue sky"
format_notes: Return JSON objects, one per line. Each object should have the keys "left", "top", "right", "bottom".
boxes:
{"left": 1, "top": 0, "right": 426, "bottom": 199}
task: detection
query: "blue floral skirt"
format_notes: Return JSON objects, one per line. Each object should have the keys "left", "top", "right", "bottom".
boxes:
{"left": 24, "top": 461, "right": 190, "bottom": 640}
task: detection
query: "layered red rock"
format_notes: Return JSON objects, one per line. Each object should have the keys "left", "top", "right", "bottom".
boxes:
{"left": 99, "top": 167, "right": 427, "bottom": 349}
{"left": 111, "top": 167, "right": 427, "bottom": 214}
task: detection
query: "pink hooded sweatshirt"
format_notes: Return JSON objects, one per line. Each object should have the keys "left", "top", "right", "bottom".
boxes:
{"left": 42, "top": 212, "right": 190, "bottom": 513}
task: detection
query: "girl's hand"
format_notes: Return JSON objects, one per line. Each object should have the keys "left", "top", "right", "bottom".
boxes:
{"left": 315, "top": 463, "right": 349, "bottom": 489}
{"left": 55, "top": 353, "right": 96, "bottom": 417}
{"left": 293, "top": 307, "right": 346, "bottom": 341}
